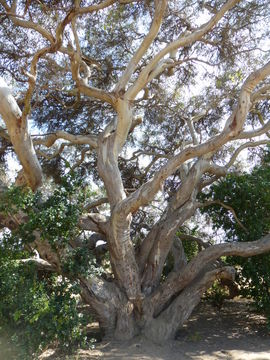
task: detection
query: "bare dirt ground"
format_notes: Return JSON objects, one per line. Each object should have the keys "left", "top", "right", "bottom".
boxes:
{"left": 38, "top": 299, "right": 270, "bottom": 360}
{"left": 2, "top": 299, "right": 269, "bottom": 359}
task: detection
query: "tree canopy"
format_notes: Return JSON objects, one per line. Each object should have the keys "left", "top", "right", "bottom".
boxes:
{"left": 1, "top": 0, "right": 270, "bottom": 346}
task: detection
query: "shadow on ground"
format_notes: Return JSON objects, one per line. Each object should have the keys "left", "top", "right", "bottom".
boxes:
{"left": 10, "top": 299, "right": 270, "bottom": 360}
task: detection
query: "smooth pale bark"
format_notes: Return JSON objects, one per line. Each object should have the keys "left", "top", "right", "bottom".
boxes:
{"left": 139, "top": 159, "right": 211, "bottom": 291}
{"left": 118, "top": 61, "right": 270, "bottom": 219}
{"left": 171, "top": 237, "right": 187, "bottom": 273}
{"left": 18, "top": 258, "right": 55, "bottom": 272}
{"left": 0, "top": 78, "right": 42, "bottom": 190}
{"left": 79, "top": 213, "right": 109, "bottom": 234}
{"left": 126, "top": 0, "right": 241, "bottom": 100}
{"left": 141, "top": 201, "right": 196, "bottom": 292}
{"left": 34, "top": 131, "right": 98, "bottom": 149}
{"left": 79, "top": 275, "right": 128, "bottom": 336}
{"left": 115, "top": 0, "right": 167, "bottom": 93}
{"left": 96, "top": 99, "right": 142, "bottom": 304}
{"left": 1, "top": 0, "right": 270, "bottom": 343}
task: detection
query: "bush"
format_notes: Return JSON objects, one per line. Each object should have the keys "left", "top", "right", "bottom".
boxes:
{"left": 0, "top": 257, "right": 90, "bottom": 359}
{"left": 201, "top": 148, "right": 270, "bottom": 324}
{"left": 205, "top": 280, "right": 230, "bottom": 309}
{"left": 0, "top": 171, "right": 94, "bottom": 359}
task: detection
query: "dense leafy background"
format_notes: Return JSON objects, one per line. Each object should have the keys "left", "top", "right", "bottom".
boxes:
{"left": 201, "top": 149, "right": 270, "bottom": 323}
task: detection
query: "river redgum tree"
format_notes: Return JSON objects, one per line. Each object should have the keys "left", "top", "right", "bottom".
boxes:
{"left": 1, "top": 0, "right": 270, "bottom": 342}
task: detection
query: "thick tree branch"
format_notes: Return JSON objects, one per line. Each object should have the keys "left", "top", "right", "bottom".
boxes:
{"left": 138, "top": 160, "right": 222, "bottom": 271}
{"left": 117, "top": 60, "right": 270, "bottom": 216}
{"left": 79, "top": 273, "right": 137, "bottom": 337}
{"left": 139, "top": 159, "right": 213, "bottom": 290}
{"left": 178, "top": 233, "right": 210, "bottom": 249}
{"left": 145, "top": 266, "right": 235, "bottom": 342}
{"left": 251, "top": 84, "right": 270, "bottom": 103}
{"left": 34, "top": 131, "right": 98, "bottom": 149}
{"left": 84, "top": 197, "right": 109, "bottom": 211}
{"left": 4, "top": 10, "right": 55, "bottom": 43}
{"left": 237, "top": 120, "right": 270, "bottom": 139}
{"left": 186, "top": 118, "right": 199, "bottom": 145}
{"left": 171, "top": 237, "right": 187, "bottom": 273}
{"left": 77, "top": 0, "right": 116, "bottom": 15}
{"left": 0, "top": 78, "right": 42, "bottom": 190}
{"left": 96, "top": 100, "right": 142, "bottom": 302}
{"left": 127, "top": 0, "right": 241, "bottom": 100}
{"left": 152, "top": 233, "right": 270, "bottom": 316}
{"left": 70, "top": 52, "right": 116, "bottom": 106}
{"left": 115, "top": 0, "right": 167, "bottom": 93}
{"left": 79, "top": 213, "right": 108, "bottom": 234}
{"left": 18, "top": 257, "right": 56, "bottom": 272}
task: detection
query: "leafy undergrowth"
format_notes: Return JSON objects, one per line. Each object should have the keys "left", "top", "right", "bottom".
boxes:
{"left": 0, "top": 172, "right": 99, "bottom": 359}
{"left": 0, "top": 259, "right": 95, "bottom": 360}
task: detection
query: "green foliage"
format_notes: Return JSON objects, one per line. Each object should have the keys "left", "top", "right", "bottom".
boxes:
{"left": 0, "top": 171, "right": 84, "bottom": 252}
{"left": 205, "top": 280, "right": 229, "bottom": 310}
{"left": 62, "top": 247, "right": 103, "bottom": 278}
{"left": 0, "top": 171, "right": 97, "bottom": 358}
{"left": 0, "top": 258, "right": 90, "bottom": 359}
{"left": 182, "top": 237, "right": 199, "bottom": 262}
{"left": 0, "top": 170, "right": 90, "bottom": 259}
{"left": 201, "top": 148, "right": 270, "bottom": 322}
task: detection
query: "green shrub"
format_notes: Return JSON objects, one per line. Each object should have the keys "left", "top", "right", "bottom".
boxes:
{"left": 0, "top": 171, "right": 94, "bottom": 359}
{"left": 0, "top": 257, "right": 90, "bottom": 359}
{"left": 205, "top": 280, "right": 229, "bottom": 309}
{"left": 201, "top": 148, "right": 270, "bottom": 324}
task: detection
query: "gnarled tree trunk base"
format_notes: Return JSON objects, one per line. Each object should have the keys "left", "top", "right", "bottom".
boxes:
{"left": 86, "top": 266, "right": 235, "bottom": 344}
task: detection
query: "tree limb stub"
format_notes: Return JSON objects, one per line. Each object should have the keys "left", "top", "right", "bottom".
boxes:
{"left": 18, "top": 257, "right": 56, "bottom": 272}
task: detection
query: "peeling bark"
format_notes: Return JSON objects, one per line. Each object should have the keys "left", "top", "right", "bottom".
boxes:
{"left": 144, "top": 267, "right": 235, "bottom": 343}
{"left": 141, "top": 201, "right": 196, "bottom": 293}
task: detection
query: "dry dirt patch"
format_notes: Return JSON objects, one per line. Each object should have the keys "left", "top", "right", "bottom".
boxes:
{"left": 39, "top": 299, "right": 270, "bottom": 360}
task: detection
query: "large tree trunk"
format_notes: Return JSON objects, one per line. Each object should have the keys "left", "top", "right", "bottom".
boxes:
{"left": 3, "top": 195, "right": 270, "bottom": 344}
{"left": 76, "top": 232, "right": 270, "bottom": 342}
{"left": 1, "top": 0, "right": 270, "bottom": 348}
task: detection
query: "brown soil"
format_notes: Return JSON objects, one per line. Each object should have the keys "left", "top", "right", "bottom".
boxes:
{"left": 3, "top": 299, "right": 270, "bottom": 360}
{"left": 77, "top": 299, "right": 270, "bottom": 360}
